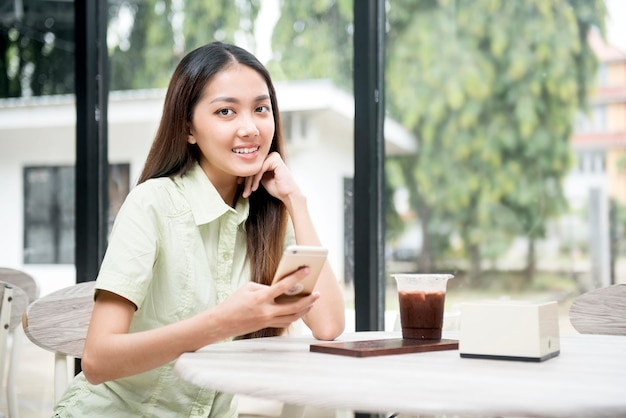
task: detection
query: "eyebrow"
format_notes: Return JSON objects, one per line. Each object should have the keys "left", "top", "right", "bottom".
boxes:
{"left": 210, "top": 94, "right": 270, "bottom": 104}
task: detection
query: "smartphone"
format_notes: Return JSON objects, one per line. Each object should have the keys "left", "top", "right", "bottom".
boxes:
{"left": 271, "top": 245, "right": 328, "bottom": 303}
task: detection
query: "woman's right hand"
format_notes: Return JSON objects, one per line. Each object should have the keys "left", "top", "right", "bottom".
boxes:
{"left": 213, "top": 267, "right": 320, "bottom": 336}
{"left": 82, "top": 268, "right": 319, "bottom": 385}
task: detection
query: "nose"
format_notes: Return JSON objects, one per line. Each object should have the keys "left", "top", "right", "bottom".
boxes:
{"left": 238, "top": 114, "right": 260, "bottom": 138}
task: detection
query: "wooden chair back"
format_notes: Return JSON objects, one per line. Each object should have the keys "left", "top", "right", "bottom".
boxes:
{"left": 0, "top": 267, "right": 40, "bottom": 305}
{"left": 0, "top": 280, "right": 29, "bottom": 418}
{"left": 569, "top": 284, "right": 626, "bottom": 336}
{"left": 0, "top": 268, "right": 39, "bottom": 418}
{"left": 0, "top": 280, "right": 29, "bottom": 333}
{"left": 23, "top": 281, "right": 95, "bottom": 358}
{"left": 22, "top": 281, "right": 95, "bottom": 402}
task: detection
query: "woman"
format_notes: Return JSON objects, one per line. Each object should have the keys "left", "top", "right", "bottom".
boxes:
{"left": 53, "top": 42, "right": 345, "bottom": 417}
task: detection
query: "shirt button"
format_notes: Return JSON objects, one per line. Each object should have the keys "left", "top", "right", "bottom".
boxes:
{"left": 223, "top": 252, "right": 232, "bottom": 261}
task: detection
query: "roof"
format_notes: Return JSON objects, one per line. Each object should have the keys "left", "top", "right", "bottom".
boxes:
{"left": 571, "top": 132, "right": 626, "bottom": 150}
{"left": 588, "top": 30, "right": 626, "bottom": 63}
{"left": 275, "top": 79, "right": 417, "bottom": 153}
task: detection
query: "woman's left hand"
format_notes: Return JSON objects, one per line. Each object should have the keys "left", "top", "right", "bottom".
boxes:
{"left": 242, "top": 152, "right": 300, "bottom": 201}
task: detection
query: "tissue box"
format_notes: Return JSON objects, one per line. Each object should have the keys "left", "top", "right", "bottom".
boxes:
{"left": 459, "top": 300, "right": 560, "bottom": 362}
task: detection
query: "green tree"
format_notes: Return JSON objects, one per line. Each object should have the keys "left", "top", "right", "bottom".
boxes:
{"left": 267, "top": 0, "right": 353, "bottom": 88}
{"left": 108, "top": 0, "right": 176, "bottom": 90}
{"left": 385, "top": 0, "right": 606, "bottom": 281}
{"left": 269, "top": 0, "right": 605, "bottom": 280}
{"left": 1, "top": 1, "right": 261, "bottom": 96}
{"left": 108, "top": 0, "right": 261, "bottom": 91}
{"left": 270, "top": 0, "right": 415, "bottom": 246}
{"left": 183, "top": 1, "right": 261, "bottom": 53}
{"left": 0, "top": 0, "right": 74, "bottom": 97}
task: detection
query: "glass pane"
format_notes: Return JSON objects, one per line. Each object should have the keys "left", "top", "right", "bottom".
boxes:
{"left": 24, "top": 225, "right": 55, "bottom": 264}
{"left": 24, "top": 168, "right": 54, "bottom": 223}
{"left": 0, "top": 1, "right": 75, "bottom": 97}
{"left": 106, "top": 0, "right": 356, "bottom": 320}
{"left": 23, "top": 167, "right": 55, "bottom": 263}
{"left": 1, "top": 1, "right": 77, "bottom": 296}
{"left": 58, "top": 166, "right": 75, "bottom": 264}
{"left": 21, "top": 163, "right": 129, "bottom": 265}
{"left": 384, "top": 0, "right": 619, "bottom": 334}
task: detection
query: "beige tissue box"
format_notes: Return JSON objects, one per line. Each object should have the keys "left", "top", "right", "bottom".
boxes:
{"left": 459, "top": 300, "right": 560, "bottom": 362}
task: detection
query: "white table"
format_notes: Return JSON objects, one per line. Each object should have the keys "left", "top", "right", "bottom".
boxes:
{"left": 174, "top": 331, "right": 626, "bottom": 417}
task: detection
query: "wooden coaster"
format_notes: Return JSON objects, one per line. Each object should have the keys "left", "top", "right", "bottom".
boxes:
{"left": 310, "top": 338, "right": 459, "bottom": 358}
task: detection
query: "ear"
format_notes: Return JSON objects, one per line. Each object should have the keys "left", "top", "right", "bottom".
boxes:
{"left": 187, "top": 126, "right": 196, "bottom": 144}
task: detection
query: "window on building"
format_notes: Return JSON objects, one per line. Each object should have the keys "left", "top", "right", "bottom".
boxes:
{"left": 597, "top": 63, "right": 607, "bottom": 87}
{"left": 23, "top": 163, "right": 130, "bottom": 264}
{"left": 577, "top": 150, "right": 606, "bottom": 174}
{"left": 282, "top": 112, "right": 310, "bottom": 145}
{"left": 576, "top": 105, "right": 607, "bottom": 133}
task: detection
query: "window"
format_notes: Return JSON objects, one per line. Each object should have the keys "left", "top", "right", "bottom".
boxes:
{"left": 23, "top": 163, "right": 130, "bottom": 264}
{"left": 576, "top": 105, "right": 607, "bottom": 133}
{"left": 576, "top": 150, "right": 606, "bottom": 174}
{"left": 282, "top": 112, "right": 310, "bottom": 145}
{"left": 597, "top": 63, "right": 607, "bottom": 87}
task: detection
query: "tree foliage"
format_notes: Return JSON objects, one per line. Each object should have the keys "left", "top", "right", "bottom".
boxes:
{"left": 385, "top": 0, "right": 606, "bottom": 280}
{"left": 0, "top": 0, "right": 74, "bottom": 97}
{"left": 269, "top": 0, "right": 607, "bottom": 282}
{"left": 267, "top": 0, "right": 353, "bottom": 88}
{"left": 1, "top": 0, "right": 608, "bottom": 284}
{"left": 108, "top": 0, "right": 261, "bottom": 90}
{"left": 0, "top": 1, "right": 261, "bottom": 96}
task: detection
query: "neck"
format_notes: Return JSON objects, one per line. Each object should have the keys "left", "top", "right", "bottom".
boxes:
{"left": 228, "top": 184, "right": 244, "bottom": 208}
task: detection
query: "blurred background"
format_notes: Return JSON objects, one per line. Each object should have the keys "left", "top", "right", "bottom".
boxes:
{"left": 1, "top": 0, "right": 625, "bottom": 326}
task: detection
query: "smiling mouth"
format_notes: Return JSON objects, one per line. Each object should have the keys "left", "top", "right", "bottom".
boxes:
{"left": 232, "top": 146, "right": 260, "bottom": 155}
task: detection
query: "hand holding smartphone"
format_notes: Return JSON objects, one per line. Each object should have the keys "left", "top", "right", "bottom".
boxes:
{"left": 271, "top": 245, "right": 328, "bottom": 303}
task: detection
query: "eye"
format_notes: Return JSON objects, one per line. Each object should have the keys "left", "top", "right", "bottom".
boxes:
{"left": 256, "top": 105, "right": 271, "bottom": 113}
{"left": 216, "top": 108, "right": 234, "bottom": 116}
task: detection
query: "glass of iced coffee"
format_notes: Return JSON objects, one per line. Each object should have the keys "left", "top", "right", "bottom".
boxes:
{"left": 392, "top": 274, "right": 454, "bottom": 340}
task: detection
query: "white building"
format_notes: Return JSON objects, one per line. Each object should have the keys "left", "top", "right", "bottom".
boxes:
{"left": 0, "top": 79, "right": 416, "bottom": 296}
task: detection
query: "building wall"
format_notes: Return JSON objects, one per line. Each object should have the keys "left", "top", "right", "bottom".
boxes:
{"left": 604, "top": 57, "right": 626, "bottom": 204}
{"left": 608, "top": 102, "right": 626, "bottom": 132}
{"left": 1, "top": 82, "right": 416, "bottom": 296}
{"left": 287, "top": 110, "right": 354, "bottom": 281}
{"left": 608, "top": 60, "right": 626, "bottom": 85}
{"left": 0, "top": 111, "right": 159, "bottom": 295}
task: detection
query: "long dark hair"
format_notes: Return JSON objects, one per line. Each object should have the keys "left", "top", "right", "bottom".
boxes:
{"left": 139, "top": 42, "right": 287, "bottom": 338}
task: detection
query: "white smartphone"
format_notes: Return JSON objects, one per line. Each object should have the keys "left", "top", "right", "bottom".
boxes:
{"left": 271, "top": 245, "right": 328, "bottom": 303}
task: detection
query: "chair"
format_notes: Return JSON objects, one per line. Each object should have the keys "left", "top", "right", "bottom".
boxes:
{"left": 0, "top": 268, "right": 40, "bottom": 418}
{"left": 0, "top": 284, "right": 15, "bottom": 399}
{"left": 0, "top": 269, "right": 40, "bottom": 306}
{"left": 0, "top": 280, "right": 29, "bottom": 418}
{"left": 22, "top": 281, "right": 95, "bottom": 403}
{"left": 569, "top": 284, "right": 626, "bottom": 336}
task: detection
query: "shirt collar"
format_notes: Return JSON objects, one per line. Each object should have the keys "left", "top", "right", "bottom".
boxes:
{"left": 178, "top": 162, "right": 250, "bottom": 226}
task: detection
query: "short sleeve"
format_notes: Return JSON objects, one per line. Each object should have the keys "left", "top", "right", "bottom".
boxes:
{"left": 95, "top": 181, "right": 163, "bottom": 308}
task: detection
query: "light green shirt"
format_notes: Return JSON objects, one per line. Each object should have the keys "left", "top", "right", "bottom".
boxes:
{"left": 54, "top": 162, "right": 289, "bottom": 417}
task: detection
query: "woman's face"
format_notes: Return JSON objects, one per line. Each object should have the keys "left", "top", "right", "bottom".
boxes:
{"left": 188, "top": 63, "right": 275, "bottom": 195}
